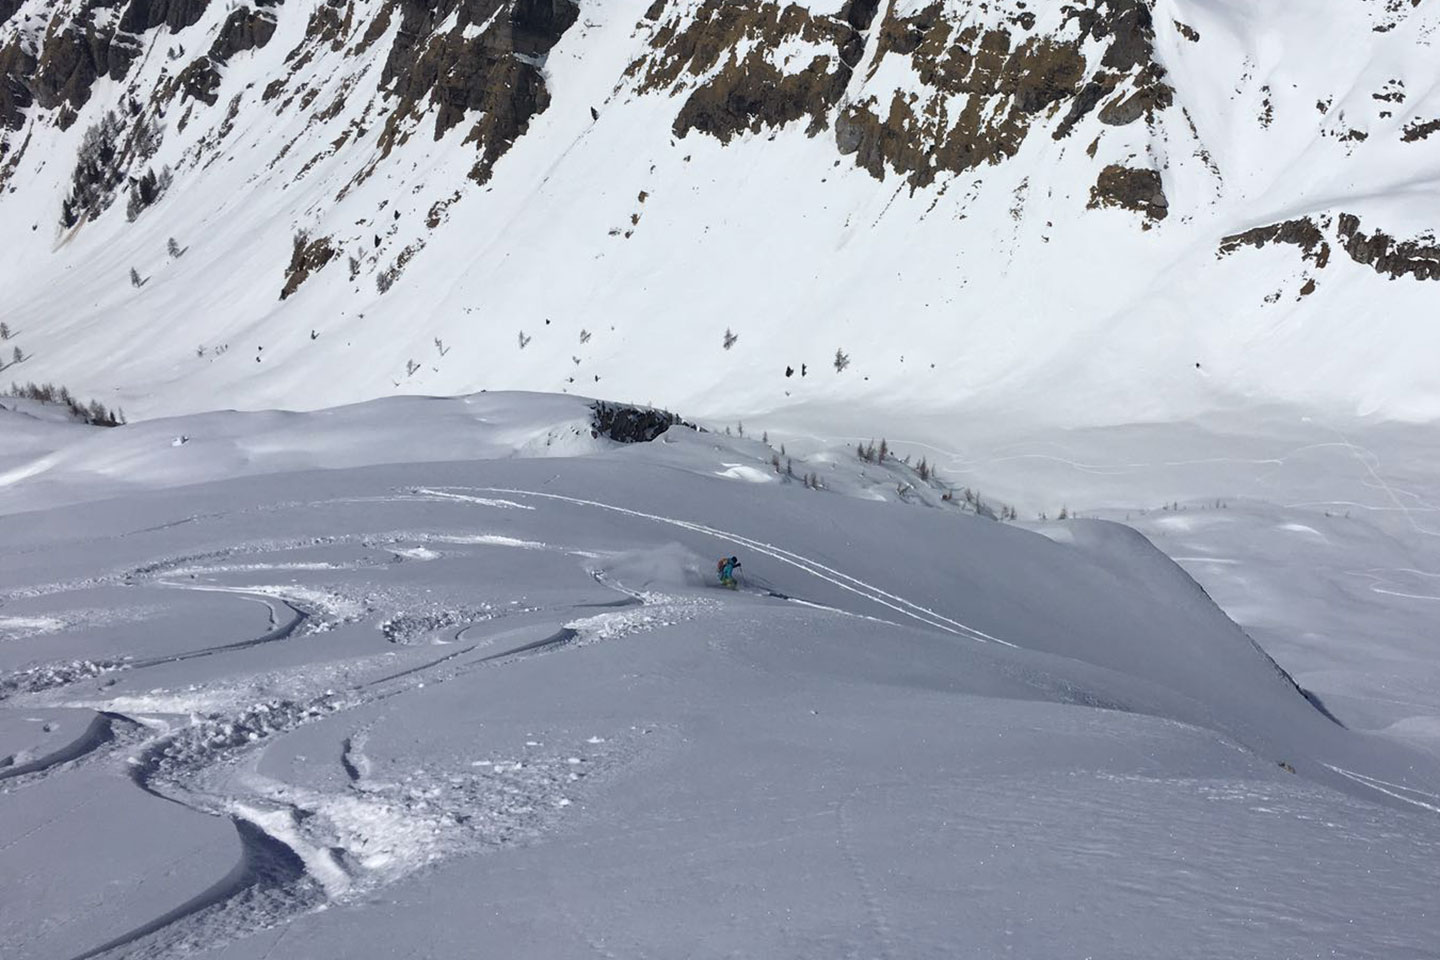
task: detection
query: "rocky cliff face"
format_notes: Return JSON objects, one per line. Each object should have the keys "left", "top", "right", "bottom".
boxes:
{"left": 626, "top": 0, "right": 1175, "bottom": 200}
{"left": 0, "top": 0, "right": 578, "bottom": 190}
{"left": 0, "top": 0, "right": 1436, "bottom": 423}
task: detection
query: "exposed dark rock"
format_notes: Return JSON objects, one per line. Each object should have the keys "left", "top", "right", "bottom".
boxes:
{"left": 1099, "top": 83, "right": 1164, "bottom": 125}
{"left": 513, "top": 0, "right": 578, "bottom": 56}
{"left": 378, "top": 0, "right": 579, "bottom": 184}
{"left": 1055, "top": 78, "right": 1113, "bottom": 140}
{"left": 1402, "top": 117, "right": 1439, "bottom": 142}
{"left": 119, "top": 0, "right": 213, "bottom": 36}
{"left": 212, "top": 6, "right": 279, "bottom": 62}
{"left": 171, "top": 5, "right": 278, "bottom": 105}
{"left": 1086, "top": 164, "right": 1168, "bottom": 222}
{"left": 0, "top": 123, "right": 27, "bottom": 190}
{"left": 32, "top": 28, "right": 111, "bottom": 111}
{"left": 590, "top": 400, "right": 693, "bottom": 444}
{"left": 827, "top": 0, "right": 1170, "bottom": 188}
{"left": 1337, "top": 214, "right": 1440, "bottom": 282}
{"left": 1219, "top": 214, "right": 1437, "bottom": 282}
{"left": 1218, "top": 217, "right": 1331, "bottom": 268}
{"left": 0, "top": 37, "right": 35, "bottom": 130}
{"left": 174, "top": 56, "right": 223, "bottom": 105}
{"left": 1372, "top": 83, "right": 1405, "bottom": 104}
{"left": 835, "top": 12, "right": 1093, "bottom": 187}
{"left": 673, "top": 52, "right": 847, "bottom": 142}
{"left": 280, "top": 233, "right": 337, "bottom": 300}
{"left": 2, "top": 0, "right": 276, "bottom": 123}
{"left": 1092, "top": 0, "right": 1155, "bottom": 72}
{"left": 20, "top": 7, "right": 146, "bottom": 118}
{"left": 630, "top": 0, "right": 874, "bottom": 144}
{"left": 300, "top": 0, "right": 348, "bottom": 52}
{"left": 837, "top": 0, "right": 881, "bottom": 62}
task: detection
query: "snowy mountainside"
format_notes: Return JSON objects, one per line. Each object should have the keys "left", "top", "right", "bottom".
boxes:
{"left": 3, "top": 391, "right": 1440, "bottom": 958}
{"left": 0, "top": 0, "right": 1436, "bottom": 423}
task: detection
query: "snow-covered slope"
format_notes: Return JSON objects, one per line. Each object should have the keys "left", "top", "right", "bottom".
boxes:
{"left": 0, "top": 0, "right": 1436, "bottom": 424}
{"left": 0, "top": 391, "right": 605, "bottom": 513}
{"left": 3, "top": 393, "right": 1439, "bottom": 958}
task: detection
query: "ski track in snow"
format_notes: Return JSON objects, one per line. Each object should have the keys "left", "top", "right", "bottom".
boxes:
{"left": 0, "top": 523, "right": 590, "bottom": 612}
{"left": 406, "top": 487, "right": 1440, "bottom": 825}
{"left": 415, "top": 486, "right": 1017, "bottom": 647}
{"left": 836, "top": 795, "right": 899, "bottom": 960}
{"left": 1, "top": 516, "right": 625, "bottom": 706}
{"left": 8, "top": 430, "right": 1440, "bottom": 956}
{"left": 0, "top": 588, "right": 314, "bottom": 706}
{"left": 1324, "top": 765, "right": 1440, "bottom": 815}
{"left": 134, "top": 591, "right": 312, "bottom": 667}
{"left": 107, "top": 658, "right": 636, "bottom": 957}
{"left": 0, "top": 712, "right": 147, "bottom": 786}
{"left": 3, "top": 528, "right": 693, "bottom": 959}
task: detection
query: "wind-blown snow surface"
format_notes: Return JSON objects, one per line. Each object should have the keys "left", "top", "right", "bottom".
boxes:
{"left": 3, "top": 394, "right": 1439, "bottom": 958}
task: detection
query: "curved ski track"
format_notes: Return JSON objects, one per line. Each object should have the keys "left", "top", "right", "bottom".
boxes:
{"left": 50, "top": 568, "right": 667, "bottom": 958}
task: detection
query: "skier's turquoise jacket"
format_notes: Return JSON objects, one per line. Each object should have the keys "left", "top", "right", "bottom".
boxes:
{"left": 718, "top": 557, "right": 739, "bottom": 583}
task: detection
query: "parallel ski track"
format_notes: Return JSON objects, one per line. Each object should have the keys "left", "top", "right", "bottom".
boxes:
{"left": 1324, "top": 764, "right": 1440, "bottom": 815}
{"left": 418, "top": 486, "right": 1016, "bottom": 647}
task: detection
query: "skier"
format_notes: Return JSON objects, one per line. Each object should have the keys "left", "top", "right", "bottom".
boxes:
{"left": 717, "top": 556, "right": 741, "bottom": 589}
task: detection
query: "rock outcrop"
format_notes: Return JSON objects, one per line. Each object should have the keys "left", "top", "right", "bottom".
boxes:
{"left": 1087, "top": 164, "right": 1168, "bottom": 222}
{"left": 281, "top": 232, "right": 337, "bottom": 300}
{"left": 1338, "top": 214, "right": 1440, "bottom": 282}
{"left": 1220, "top": 218, "right": 1332, "bottom": 268}
{"left": 118, "top": 0, "right": 213, "bottom": 36}
{"left": 627, "top": 0, "right": 1174, "bottom": 191}
{"left": 378, "top": 0, "right": 580, "bottom": 183}
{"left": 173, "top": 5, "right": 278, "bottom": 105}
{"left": 629, "top": 0, "right": 878, "bottom": 143}
{"left": 1220, "top": 214, "right": 1438, "bottom": 282}
{"left": 591, "top": 400, "right": 693, "bottom": 444}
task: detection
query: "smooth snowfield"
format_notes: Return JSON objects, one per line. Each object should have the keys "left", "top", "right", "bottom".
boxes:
{"left": 3, "top": 395, "right": 1439, "bottom": 959}
{"left": 766, "top": 405, "right": 1440, "bottom": 749}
